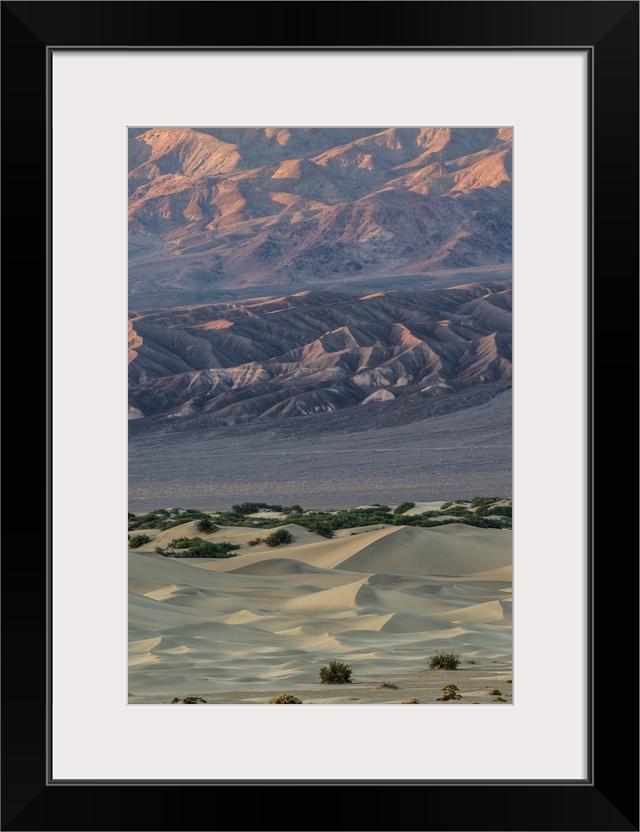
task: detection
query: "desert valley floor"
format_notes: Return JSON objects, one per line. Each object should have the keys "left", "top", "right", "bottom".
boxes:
{"left": 128, "top": 505, "right": 512, "bottom": 705}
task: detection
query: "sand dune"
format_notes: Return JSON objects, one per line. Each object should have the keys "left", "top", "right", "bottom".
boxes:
{"left": 129, "top": 521, "right": 512, "bottom": 702}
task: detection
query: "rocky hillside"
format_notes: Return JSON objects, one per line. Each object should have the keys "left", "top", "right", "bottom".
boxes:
{"left": 129, "top": 127, "right": 511, "bottom": 304}
{"left": 128, "top": 283, "right": 511, "bottom": 425}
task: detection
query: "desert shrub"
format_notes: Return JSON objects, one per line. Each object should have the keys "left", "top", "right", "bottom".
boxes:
{"left": 402, "top": 698, "right": 420, "bottom": 704}
{"left": 440, "top": 501, "right": 453, "bottom": 510}
{"left": 265, "top": 528, "right": 293, "bottom": 547}
{"left": 428, "top": 650, "right": 460, "bottom": 670}
{"left": 487, "top": 688, "right": 501, "bottom": 696}
{"left": 128, "top": 507, "right": 211, "bottom": 532}
{"left": 231, "top": 502, "right": 283, "bottom": 515}
{"left": 467, "top": 658, "right": 477, "bottom": 665}
{"left": 195, "top": 517, "right": 218, "bottom": 533}
{"left": 488, "top": 505, "right": 512, "bottom": 517}
{"left": 439, "top": 505, "right": 473, "bottom": 517}
{"left": 378, "top": 682, "right": 399, "bottom": 690}
{"left": 214, "top": 511, "right": 277, "bottom": 528}
{"left": 470, "top": 496, "right": 501, "bottom": 509}
{"left": 268, "top": 693, "right": 302, "bottom": 704}
{"left": 128, "top": 534, "right": 150, "bottom": 549}
{"left": 170, "top": 696, "right": 207, "bottom": 704}
{"left": 247, "top": 537, "right": 263, "bottom": 547}
{"left": 156, "top": 509, "right": 211, "bottom": 531}
{"left": 506, "top": 679, "right": 512, "bottom": 684}
{"left": 163, "top": 537, "right": 240, "bottom": 558}
{"left": 167, "top": 536, "right": 199, "bottom": 549}
{"left": 308, "top": 521, "right": 335, "bottom": 538}
{"left": 393, "top": 501, "right": 415, "bottom": 515}
{"left": 281, "top": 506, "right": 391, "bottom": 535}
{"left": 437, "top": 683, "right": 462, "bottom": 701}
{"left": 319, "top": 660, "right": 352, "bottom": 685}
{"left": 283, "top": 504, "right": 304, "bottom": 515}
{"left": 493, "top": 697, "right": 507, "bottom": 702}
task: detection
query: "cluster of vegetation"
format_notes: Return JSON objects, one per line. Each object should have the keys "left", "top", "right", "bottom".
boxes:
{"left": 268, "top": 693, "right": 302, "bottom": 704}
{"left": 211, "top": 512, "right": 278, "bottom": 528}
{"left": 128, "top": 497, "right": 512, "bottom": 542}
{"left": 378, "top": 682, "right": 399, "bottom": 690}
{"left": 128, "top": 507, "right": 212, "bottom": 533}
{"left": 393, "top": 501, "right": 415, "bottom": 516}
{"left": 402, "top": 698, "right": 420, "bottom": 704}
{"left": 428, "top": 650, "right": 461, "bottom": 670}
{"left": 228, "top": 501, "right": 304, "bottom": 515}
{"left": 437, "top": 684, "right": 462, "bottom": 702}
{"left": 470, "top": 496, "right": 501, "bottom": 509}
{"left": 231, "top": 501, "right": 284, "bottom": 514}
{"left": 128, "top": 534, "right": 150, "bottom": 549}
{"left": 264, "top": 529, "right": 293, "bottom": 547}
{"left": 400, "top": 512, "right": 508, "bottom": 529}
{"left": 285, "top": 506, "right": 392, "bottom": 536}
{"left": 476, "top": 504, "right": 511, "bottom": 518}
{"left": 155, "top": 537, "right": 240, "bottom": 559}
{"left": 319, "top": 660, "right": 353, "bottom": 685}
{"left": 195, "top": 517, "right": 219, "bottom": 533}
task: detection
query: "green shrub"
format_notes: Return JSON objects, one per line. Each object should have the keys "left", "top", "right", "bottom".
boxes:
{"left": 393, "top": 501, "right": 415, "bottom": 516}
{"left": 437, "top": 683, "right": 462, "bottom": 701}
{"left": 162, "top": 537, "right": 240, "bottom": 558}
{"left": 231, "top": 502, "right": 283, "bottom": 516}
{"left": 319, "top": 660, "right": 352, "bottom": 685}
{"left": 428, "top": 650, "right": 460, "bottom": 670}
{"left": 283, "top": 504, "right": 304, "bottom": 515}
{"left": 268, "top": 693, "right": 302, "bottom": 704}
{"left": 308, "top": 521, "right": 335, "bottom": 538}
{"left": 247, "top": 537, "right": 263, "bottom": 547}
{"left": 195, "top": 517, "right": 218, "bottom": 533}
{"left": 167, "top": 536, "right": 199, "bottom": 549}
{"left": 214, "top": 511, "right": 276, "bottom": 528}
{"left": 265, "top": 528, "right": 293, "bottom": 547}
{"left": 128, "top": 534, "right": 150, "bottom": 549}
{"left": 128, "top": 507, "right": 213, "bottom": 532}
{"left": 470, "top": 496, "right": 501, "bottom": 509}
{"left": 487, "top": 688, "right": 501, "bottom": 696}
{"left": 440, "top": 501, "right": 453, "bottom": 510}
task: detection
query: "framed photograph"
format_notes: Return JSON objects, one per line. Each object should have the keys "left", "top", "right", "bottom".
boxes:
{"left": 3, "top": 2, "right": 637, "bottom": 830}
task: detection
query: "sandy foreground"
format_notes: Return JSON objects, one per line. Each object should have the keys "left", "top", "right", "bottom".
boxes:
{"left": 128, "top": 520, "right": 512, "bottom": 704}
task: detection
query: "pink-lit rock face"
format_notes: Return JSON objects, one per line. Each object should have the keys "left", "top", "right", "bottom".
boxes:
{"left": 128, "top": 127, "right": 511, "bottom": 307}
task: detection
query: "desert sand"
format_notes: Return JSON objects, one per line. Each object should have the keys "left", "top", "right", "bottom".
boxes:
{"left": 128, "top": 515, "right": 512, "bottom": 704}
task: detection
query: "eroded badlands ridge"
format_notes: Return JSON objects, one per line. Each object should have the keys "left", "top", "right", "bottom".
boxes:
{"left": 129, "top": 283, "right": 511, "bottom": 425}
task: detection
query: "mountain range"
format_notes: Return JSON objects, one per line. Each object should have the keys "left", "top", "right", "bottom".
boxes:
{"left": 129, "top": 127, "right": 511, "bottom": 307}
{"left": 128, "top": 127, "right": 512, "bottom": 501}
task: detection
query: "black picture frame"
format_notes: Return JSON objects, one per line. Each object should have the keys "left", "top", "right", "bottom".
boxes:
{"left": 2, "top": 2, "right": 638, "bottom": 830}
